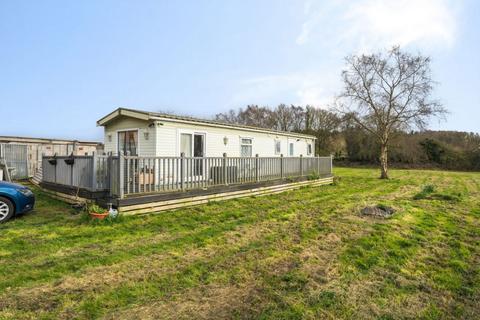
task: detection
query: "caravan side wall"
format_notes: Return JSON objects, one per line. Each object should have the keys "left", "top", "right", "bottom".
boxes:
{"left": 103, "top": 118, "right": 315, "bottom": 157}
{"left": 155, "top": 121, "right": 315, "bottom": 157}
{"left": 103, "top": 117, "right": 156, "bottom": 156}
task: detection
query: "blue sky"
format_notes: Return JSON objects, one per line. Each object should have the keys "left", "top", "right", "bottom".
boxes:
{"left": 1, "top": 0, "right": 478, "bottom": 141}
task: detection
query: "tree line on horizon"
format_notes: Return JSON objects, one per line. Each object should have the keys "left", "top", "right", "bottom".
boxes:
{"left": 214, "top": 104, "right": 480, "bottom": 171}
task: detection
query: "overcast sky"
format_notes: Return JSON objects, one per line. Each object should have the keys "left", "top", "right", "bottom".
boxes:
{"left": 1, "top": 0, "right": 478, "bottom": 141}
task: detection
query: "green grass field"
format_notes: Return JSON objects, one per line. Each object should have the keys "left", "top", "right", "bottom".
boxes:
{"left": 1, "top": 168, "right": 479, "bottom": 319}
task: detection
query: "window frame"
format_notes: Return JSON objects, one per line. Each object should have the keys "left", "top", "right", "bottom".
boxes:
{"left": 289, "top": 142, "right": 294, "bottom": 157}
{"left": 117, "top": 129, "right": 139, "bottom": 156}
{"left": 177, "top": 129, "right": 207, "bottom": 157}
{"left": 240, "top": 137, "right": 253, "bottom": 157}
{"left": 307, "top": 143, "right": 312, "bottom": 156}
{"left": 274, "top": 140, "right": 281, "bottom": 155}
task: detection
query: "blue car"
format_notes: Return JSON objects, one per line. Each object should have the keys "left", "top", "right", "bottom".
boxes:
{"left": 0, "top": 181, "right": 35, "bottom": 223}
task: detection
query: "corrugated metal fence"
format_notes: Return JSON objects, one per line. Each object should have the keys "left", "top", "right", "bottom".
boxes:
{"left": 0, "top": 144, "right": 29, "bottom": 179}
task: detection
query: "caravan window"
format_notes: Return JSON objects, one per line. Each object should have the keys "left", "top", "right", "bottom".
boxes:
{"left": 274, "top": 140, "right": 281, "bottom": 155}
{"left": 118, "top": 130, "right": 138, "bottom": 156}
{"left": 240, "top": 138, "right": 253, "bottom": 157}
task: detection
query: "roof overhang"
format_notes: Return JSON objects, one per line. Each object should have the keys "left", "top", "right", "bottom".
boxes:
{"left": 97, "top": 107, "right": 317, "bottom": 140}
{"left": 96, "top": 108, "right": 150, "bottom": 126}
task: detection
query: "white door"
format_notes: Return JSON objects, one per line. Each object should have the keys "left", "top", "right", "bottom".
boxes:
{"left": 180, "top": 133, "right": 205, "bottom": 179}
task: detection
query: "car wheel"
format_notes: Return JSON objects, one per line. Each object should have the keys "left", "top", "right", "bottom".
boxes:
{"left": 0, "top": 197, "right": 14, "bottom": 223}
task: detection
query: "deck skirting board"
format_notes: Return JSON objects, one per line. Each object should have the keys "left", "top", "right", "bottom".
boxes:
{"left": 119, "top": 177, "right": 333, "bottom": 215}
{"left": 37, "top": 187, "right": 89, "bottom": 204}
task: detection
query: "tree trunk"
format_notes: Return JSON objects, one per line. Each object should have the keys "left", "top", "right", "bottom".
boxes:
{"left": 380, "top": 143, "right": 389, "bottom": 179}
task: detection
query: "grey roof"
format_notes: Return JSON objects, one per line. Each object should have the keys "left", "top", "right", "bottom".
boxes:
{"left": 0, "top": 135, "right": 102, "bottom": 145}
{"left": 98, "top": 107, "right": 316, "bottom": 139}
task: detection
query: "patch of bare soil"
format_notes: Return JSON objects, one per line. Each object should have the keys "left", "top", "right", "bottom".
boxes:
{"left": 360, "top": 205, "right": 395, "bottom": 218}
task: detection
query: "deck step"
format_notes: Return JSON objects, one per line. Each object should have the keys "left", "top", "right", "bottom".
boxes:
{"left": 119, "top": 177, "right": 334, "bottom": 215}
{"left": 31, "top": 167, "right": 43, "bottom": 185}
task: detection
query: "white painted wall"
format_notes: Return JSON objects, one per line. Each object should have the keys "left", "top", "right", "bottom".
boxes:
{"left": 103, "top": 117, "right": 315, "bottom": 157}
{"left": 103, "top": 117, "right": 156, "bottom": 156}
{"left": 155, "top": 120, "right": 315, "bottom": 157}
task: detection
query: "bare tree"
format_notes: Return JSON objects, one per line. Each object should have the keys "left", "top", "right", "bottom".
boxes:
{"left": 290, "top": 105, "right": 305, "bottom": 132}
{"left": 274, "top": 104, "right": 293, "bottom": 131}
{"left": 215, "top": 109, "right": 239, "bottom": 124}
{"left": 336, "top": 46, "right": 446, "bottom": 179}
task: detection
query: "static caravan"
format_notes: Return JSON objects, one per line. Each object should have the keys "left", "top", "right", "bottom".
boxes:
{"left": 97, "top": 108, "right": 316, "bottom": 158}
{"left": 38, "top": 108, "right": 332, "bottom": 214}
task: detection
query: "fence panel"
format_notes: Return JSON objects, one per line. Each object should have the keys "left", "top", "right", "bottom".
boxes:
{"left": 41, "top": 155, "right": 112, "bottom": 191}
{"left": 0, "top": 144, "right": 29, "bottom": 179}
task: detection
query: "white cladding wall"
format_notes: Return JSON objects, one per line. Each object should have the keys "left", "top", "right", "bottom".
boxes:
{"left": 103, "top": 118, "right": 315, "bottom": 157}
{"left": 155, "top": 121, "right": 315, "bottom": 157}
{"left": 103, "top": 117, "right": 156, "bottom": 156}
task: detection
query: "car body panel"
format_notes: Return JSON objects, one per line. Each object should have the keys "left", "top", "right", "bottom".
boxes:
{"left": 0, "top": 181, "right": 35, "bottom": 215}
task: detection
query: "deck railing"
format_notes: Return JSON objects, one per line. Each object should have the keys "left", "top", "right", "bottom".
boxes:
{"left": 42, "top": 154, "right": 118, "bottom": 191}
{"left": 41, "top": 153, "right": 333, "bottom": 198}
{"left": 117, "top": 154, "right": 333, "bottom": 198}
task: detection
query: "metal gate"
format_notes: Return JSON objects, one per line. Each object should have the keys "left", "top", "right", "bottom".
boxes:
{"left": 0, "top": 144, "right": 29, "bottom": 179}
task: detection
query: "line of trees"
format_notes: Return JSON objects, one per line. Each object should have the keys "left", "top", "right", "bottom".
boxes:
{"left": 215, "top": 104, "right": 480, "bottom": 171}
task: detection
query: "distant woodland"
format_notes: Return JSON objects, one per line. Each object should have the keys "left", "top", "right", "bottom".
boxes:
{"left": 215, "top": 104, "right": 480, "bottom": 171}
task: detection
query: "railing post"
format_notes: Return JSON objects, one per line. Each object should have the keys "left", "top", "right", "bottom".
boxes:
{"left": 107, "top": 154, "right": 112, "bottom": 193}
{"left": 280, "top": 154, "right": 284, "bottom": 179}
{"left": 255, "top": 154, "right": 259, "bottom": 182}
{"left": 91, "top": 151, "right": 97, "bottom": 191}
{"left": 317, "top": 156, "right": 321, "bottom": 176}
{"left": 180, "top": 152, "right": 185, "bottom": 191}
{"left": 300, "top": 154, "right": 303, "bottom": 176}
{"left": 223, "top": 153, "right": 228, "bottom": 185}
{"left": 118, "top": 153, "right": 125, "bottom": 199}
{"left": 330, "top": 154, "right": 333, "bottom": 175}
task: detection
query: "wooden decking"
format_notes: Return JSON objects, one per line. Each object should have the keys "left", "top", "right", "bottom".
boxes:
{"left": 115, "top": 176, "right": 334, "bottom": 215}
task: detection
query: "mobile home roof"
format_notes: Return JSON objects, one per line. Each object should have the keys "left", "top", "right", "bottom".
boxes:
{"left": 97, "top": 108, "right": 317, "bottom": 140}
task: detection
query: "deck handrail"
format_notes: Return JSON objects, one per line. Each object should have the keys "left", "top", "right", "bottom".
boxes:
{"left": 41, "top": 154, "right": 333, "bottom": 198}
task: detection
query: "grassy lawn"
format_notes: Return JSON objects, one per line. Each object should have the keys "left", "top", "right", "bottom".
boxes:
{"left": 0, "top": 168, "right": 479, "bottom": 319}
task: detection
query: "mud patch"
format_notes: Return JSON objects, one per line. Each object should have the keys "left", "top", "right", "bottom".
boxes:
{"left": 360, "top": 205, "right": 395, "bottom": 219}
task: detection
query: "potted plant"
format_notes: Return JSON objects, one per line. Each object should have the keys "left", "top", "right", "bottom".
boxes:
{"left": 64, "top": 155, "right": 75, "bottom": 165}
{"left": 87, "top": 203, "right": 109, "bottom": 220}
{"left": 47, "top": 155, "right": 57, "bottom": 165}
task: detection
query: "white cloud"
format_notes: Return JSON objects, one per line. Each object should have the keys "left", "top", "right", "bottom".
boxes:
{"left": 297, "top": 0, "right": 460, "bottom": 51}
{"left": 231, "top": 0, "right": 462, "bottom": 109}
{"left": 230, "top": 73, "right": 338, "bottom": 108}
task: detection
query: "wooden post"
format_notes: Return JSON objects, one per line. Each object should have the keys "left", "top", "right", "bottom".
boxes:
{"left": 255, "top": 154, "right": 259, "bottom": 182}
{"left": 53, "top": 153, "right": 57, "bottom": 184}
{"left": 300, "top": 154, "right": 303, "bottom": 176}
{"left": 91, "top": 152, "right": 97, "bottom": 191}
{"left": 280, "top": 154, "right": 284, "bottom": 179}
{"left": 107, "top": 154, "right": 112, "bottom": 193}
{"left": 317, "top": 156, "right": 321, "bottom": 177}
{"left": 70, "top": 155, "right": 74, "bottom": 186}
{"left": 330, "top": 154, "right": 333, "bottom": 175}
{"left": 118, "top": 153, "right": 125, "bottom": 199}
{"left": 223, "top": 153, "right": 228, "bottom": 185}
{"left": 180, "top": 152, "right": 185, "bottom": 191}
